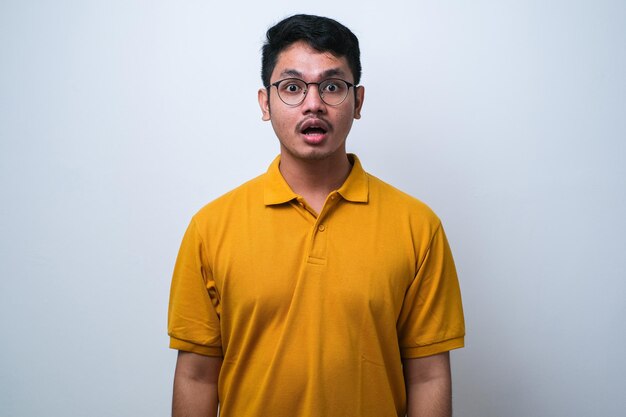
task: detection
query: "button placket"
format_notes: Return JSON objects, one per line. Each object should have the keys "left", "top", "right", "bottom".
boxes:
{"left": 307, "top": 195, "right": 339, "bottom": 264}
{"left": 308, "top": 220, "right": 328, "bottom": 264}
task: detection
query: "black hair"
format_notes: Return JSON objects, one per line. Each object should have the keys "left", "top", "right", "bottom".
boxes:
{"left": 261, "top": 14, "right": 361, "bottom": 87}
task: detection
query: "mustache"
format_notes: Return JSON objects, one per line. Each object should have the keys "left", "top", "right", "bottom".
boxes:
{"left": 296, "top": 117, "right": 332, "bottom": 132}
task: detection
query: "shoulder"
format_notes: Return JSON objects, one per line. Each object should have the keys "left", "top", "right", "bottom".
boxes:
{"left": 191, "top": 173, "right": 266, "bottom": 227}
{"left": 366, "top": 172, "right": 441, "bottom": 228}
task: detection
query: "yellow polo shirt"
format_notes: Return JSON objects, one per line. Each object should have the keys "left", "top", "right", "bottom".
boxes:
{"left": 168, "top": 154, "right": 465, "bottom": 417}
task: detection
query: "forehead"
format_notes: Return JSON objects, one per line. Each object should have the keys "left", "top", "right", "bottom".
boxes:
{"left": 271, "top": 41, "right": 352, "bottom": 82}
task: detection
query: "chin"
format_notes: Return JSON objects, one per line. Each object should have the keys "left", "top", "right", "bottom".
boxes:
{"left": 288, "top": 147, "right": 341, "bottom": 161}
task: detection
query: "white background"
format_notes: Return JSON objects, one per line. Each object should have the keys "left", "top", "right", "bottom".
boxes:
{"left": 1, "top": 1, "right": 624, "bottom": 416}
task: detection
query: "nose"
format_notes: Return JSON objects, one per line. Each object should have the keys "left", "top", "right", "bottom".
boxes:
{"left": 301, "top": 84, "right": 327, "bottom": 114}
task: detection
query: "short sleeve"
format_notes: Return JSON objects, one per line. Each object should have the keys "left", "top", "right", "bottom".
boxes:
{"left": 167, "top": 218, "right": 223, "bottom": 357}
{"left": 397, "top": 223, "right": 465, "bottom": 358}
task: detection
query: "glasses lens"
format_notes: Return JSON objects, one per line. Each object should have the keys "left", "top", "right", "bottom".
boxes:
{"left": 275, "top": 78, "right": 352, "bottom": 106}
{"left": 319, "top": 79, "right": 350, "bottom": 105}
{"left": 276, "top": 79, "right": 307, "bottom": 105}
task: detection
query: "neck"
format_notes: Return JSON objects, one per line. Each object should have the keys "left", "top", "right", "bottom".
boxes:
{"left": 279, "top": 151, "right": 352, "bottom": 212}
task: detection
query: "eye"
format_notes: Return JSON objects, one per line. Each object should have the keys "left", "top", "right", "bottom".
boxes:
{"left": 321, "top": 80, "right": 346, "bottom": 94}
{"left": 324, "top": 82, "right": 338, "bottom": 92}
{"left": 279, "top": 80, "right": 305, "bottom": 95}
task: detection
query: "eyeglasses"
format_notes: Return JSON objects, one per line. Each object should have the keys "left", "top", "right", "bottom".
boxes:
{"left": 267, "top": 78, "right": 356, "bottom": 106}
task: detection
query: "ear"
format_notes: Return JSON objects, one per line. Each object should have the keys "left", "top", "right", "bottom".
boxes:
{"left": 353, "top": 85, "right": 365, "bottom": 120}
{"left": 258, "top": 88, "right": 271, "bottom": 121}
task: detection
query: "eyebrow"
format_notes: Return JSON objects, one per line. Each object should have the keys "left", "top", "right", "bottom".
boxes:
{"left": 279, "top": 69, "right": 304, "bottom": 78}
{"left": 321, "top": 68, "right": 346, "bottom": 78}
{"left": 278, "top": 68, "right": 347, "bottom": 80}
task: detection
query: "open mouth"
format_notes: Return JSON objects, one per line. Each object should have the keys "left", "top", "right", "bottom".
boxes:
{"left": 302, "top": 126, "right": 327, "bottom": 136}
{"left": 299, "top": 119, "right": 329, "bottom": 138}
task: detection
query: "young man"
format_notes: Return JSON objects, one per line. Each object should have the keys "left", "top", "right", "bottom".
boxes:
{"left": 168, "top": 14, "right": 465, "bottom": 417}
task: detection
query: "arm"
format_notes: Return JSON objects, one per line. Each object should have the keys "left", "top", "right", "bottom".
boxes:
{"left": 403, "top": 351, "right": 452, "bottom": 417}
{"left": 172, "top": 351, "right": 222, "bottom": 417}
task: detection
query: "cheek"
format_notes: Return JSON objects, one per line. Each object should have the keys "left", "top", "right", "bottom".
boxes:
{"left": 270, "top": 112, "right": 297, "bottom": 138}
{"left": 276, "top": 114, "right": 295, "bottom": 130}
{"left": 335, "top": 100, "right": 357, "bottom": 120}
{"left": 334, "top": 109, "right": 356, "bottom": 129}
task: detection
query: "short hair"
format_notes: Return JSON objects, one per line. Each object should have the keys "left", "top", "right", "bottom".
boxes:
{"left": 261, "top": 14, "right": 362, "bottom": 87}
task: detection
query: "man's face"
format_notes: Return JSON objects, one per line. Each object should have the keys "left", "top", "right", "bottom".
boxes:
{"left": 258, "top": 41, "right": 364, "bottom": 162}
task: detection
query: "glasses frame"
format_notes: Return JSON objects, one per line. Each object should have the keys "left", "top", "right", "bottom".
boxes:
{"left": 266, "top": 77, "right": 357, "bottom": 107}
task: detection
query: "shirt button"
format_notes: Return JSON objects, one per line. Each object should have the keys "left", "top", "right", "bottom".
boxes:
{"left": 318, "top": 224, "right": 326, "bottom": 232}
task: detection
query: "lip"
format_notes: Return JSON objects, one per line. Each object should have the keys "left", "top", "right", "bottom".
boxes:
{"left": 297, "top": 117, "right": 331, "bottom": 133}
{"left": 297, "top": 118, "right": 331, "bottom": 145}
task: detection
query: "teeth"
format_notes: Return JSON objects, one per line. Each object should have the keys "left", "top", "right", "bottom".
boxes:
{"left": 304, "top": 127, "right": 326, "bottom": 133}
{"left": 301, "top": 119, "right": 328, "bottom": 134}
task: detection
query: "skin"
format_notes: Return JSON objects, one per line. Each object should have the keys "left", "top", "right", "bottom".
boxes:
{"left": 404, "top": 352, "right": 453, "bottom": 417}
{"left": 258, "top": 41, "right": 365, "bottom": 213}
{"left": 172, "top": 351, "right": 221, "bottom": 417}
{"left": 172, "top": 40, "right": 454, "bottom": 417}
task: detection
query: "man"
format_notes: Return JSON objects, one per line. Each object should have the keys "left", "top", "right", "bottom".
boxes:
{"left": 168, "top": 14, "right": 465, "bottom": 417}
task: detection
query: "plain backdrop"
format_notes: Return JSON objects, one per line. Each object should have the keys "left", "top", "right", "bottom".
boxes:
{"left": 1, "top": 1, "right": 624, "bottom": 416}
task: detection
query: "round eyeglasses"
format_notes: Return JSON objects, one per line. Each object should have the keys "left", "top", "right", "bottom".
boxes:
{"left": 267, "top": 78, "right": 356, "bottom": 106}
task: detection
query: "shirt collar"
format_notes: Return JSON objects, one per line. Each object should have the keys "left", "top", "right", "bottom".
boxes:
{"left": 337, "top": 154, "right": 369, "bottom": 203}
{"left": 263, "top": 153, "right": 369, "bottom": 206}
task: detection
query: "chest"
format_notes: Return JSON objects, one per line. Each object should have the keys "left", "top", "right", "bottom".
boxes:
{"left": 207, "top": 202, "right": 418, "bottom": 325}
